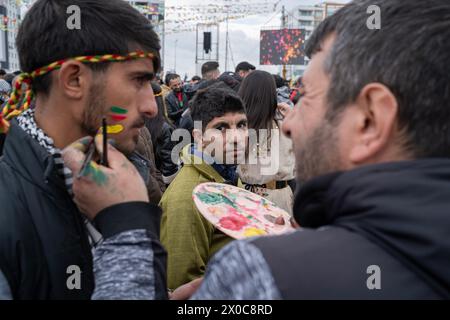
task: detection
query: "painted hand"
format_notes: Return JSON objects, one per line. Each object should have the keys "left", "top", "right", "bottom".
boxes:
{"left": 62, "top": 135, "right": 149, "bottom": 220}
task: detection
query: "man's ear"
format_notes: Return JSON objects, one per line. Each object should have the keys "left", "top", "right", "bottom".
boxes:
{"left": 57, "top": 61, "right": 90, "bottom": 100}
{"left": 348, "top": 83, "right": 399, "bottom": 165}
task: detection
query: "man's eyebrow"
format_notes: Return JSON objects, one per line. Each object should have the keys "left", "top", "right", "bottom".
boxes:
{"left": 212, "top": 121, "right": 230, "bottom": 128}
{"left": 129, "top": 71, "right": 155, "bottom": 78}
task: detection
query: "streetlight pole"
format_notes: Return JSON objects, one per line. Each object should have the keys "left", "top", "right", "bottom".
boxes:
{"left": 225, "top": 6, "right": 229, "bottom": 71}
{"left": 281, "top": 5, "right": 287, "bottom": 80}
{"left": 174, "top": 39, "right": 178, "bottom": 73}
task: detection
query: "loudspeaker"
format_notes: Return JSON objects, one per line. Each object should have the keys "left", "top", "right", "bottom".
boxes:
{"left": 203, "top": 32, "right": 211, "bottom": 54}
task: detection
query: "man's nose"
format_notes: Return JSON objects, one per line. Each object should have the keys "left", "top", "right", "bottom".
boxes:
{"left": 140, "top": 88, "right": 158, "bottom": 119}
{"left": 281, "top": 116, "right": 292, "bottom": 138}
{"left": 229, "top": 128, "right": 247, "bottom": 144}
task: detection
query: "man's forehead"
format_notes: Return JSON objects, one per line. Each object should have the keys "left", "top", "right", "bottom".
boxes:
{"left": 122, "top": 57, "right": 155, "bottom": 73}
{"left": 303, "top": 35, "right": 336, "bottom": 86}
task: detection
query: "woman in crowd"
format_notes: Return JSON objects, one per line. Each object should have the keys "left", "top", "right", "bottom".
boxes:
{"left": 238, "top": 70, "right": 296, "bottom": 214}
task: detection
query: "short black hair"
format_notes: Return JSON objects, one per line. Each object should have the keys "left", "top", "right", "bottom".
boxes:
{"left": 165, "top": 73, "right": 180, "bottom": 86}
{"left": 305, "top": 0, "right": 450, "bottom": 158}
{"left": 17, "top": 0, "right": 161, "bottom": 95}
{"left": 201, "top": 61, "right": 219, "bottom": 77}
{"left": 273, "top": 74, "right": 287, "bottom": 88}
{"left": 191, "top": 87, "right": 246, "bottom": 131}
{"left": 0, "top": 69, "right": 6, "bottom": 76}
{"left": 3, "top": 74, "right": 14, "bottom": 86}
{"left": 218, "top": 72, "right": 241, "bottom": 92}
{"left": 235, "top": 61, "right": 255, "bottom": 73}
{"left": 191, "top": 75, "right": 201, "bottom": 82}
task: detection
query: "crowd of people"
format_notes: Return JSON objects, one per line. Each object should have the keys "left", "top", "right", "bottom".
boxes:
{"left": 1, "top": 0, "right": 450, "bottom": 300}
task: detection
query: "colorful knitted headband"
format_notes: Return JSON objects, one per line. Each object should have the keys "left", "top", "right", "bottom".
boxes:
{"left": 0, "top": 51, "right": 155, "bottom": 134}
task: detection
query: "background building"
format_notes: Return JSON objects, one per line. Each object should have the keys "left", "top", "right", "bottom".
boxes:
{"left": 0, "top": 0, "right": 23, "bottom": 72}
{"left": 286, "top": 1, "right": 345, "bottom": 77}
{"left": 125, "top": 0, "right": 165, "bottom": 70}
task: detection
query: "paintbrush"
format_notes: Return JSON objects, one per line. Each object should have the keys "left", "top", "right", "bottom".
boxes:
{"left": 100, "top": 117, "right": 109, "bottom": 167}
{"left": 77, "top": 139, "right": 96, "bottom": 179}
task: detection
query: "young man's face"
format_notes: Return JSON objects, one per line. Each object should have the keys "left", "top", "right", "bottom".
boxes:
{"left": 83, "top": 58, "right": 157, "bottom": 156}
{"left": 169, "top": 77, "right": 183, "bottom": 92}
{"left": 196, "top": 112, "right": 248, "bottom": 165}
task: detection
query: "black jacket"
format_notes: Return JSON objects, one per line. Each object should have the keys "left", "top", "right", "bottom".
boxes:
{"left": 0, "top": 133, "right": 5, "bottom": 156}
{"left": 165, "top": 91, "right": 189, "bottom": 126}
{"left": 154, "top": 122, "right": 178, "bottom": 181}
{"left": 0, "top": 122, "right": 94, "bottom": 299}
{"left": 253, "top": 159, "right": 450, "bottom": 299}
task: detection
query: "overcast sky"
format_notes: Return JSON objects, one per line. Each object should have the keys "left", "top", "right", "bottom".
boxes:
{"left": 162, "top": 0, "right": 348, "bottom": 78}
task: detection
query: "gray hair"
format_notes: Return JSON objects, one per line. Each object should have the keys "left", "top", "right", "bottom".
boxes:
{"left": 305, "top": 0, "right": 450, "bottom": 158}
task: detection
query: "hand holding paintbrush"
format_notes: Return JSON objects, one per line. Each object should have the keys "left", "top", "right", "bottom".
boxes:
{"left": 77, "top": 117, "right": 110, "bottom": 178}
{"left": 62, "top": 133, "right": 149, "bottom": 220}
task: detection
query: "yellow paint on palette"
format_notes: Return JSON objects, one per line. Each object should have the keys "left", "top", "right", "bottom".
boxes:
{"left": 244, "top": 227, "right": 267, "bottom": 237}
{"left": 99, "top": 124, "right": 124, "bottom": 134}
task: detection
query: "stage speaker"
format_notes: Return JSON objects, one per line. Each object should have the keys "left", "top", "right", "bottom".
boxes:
{"left": 203, "top": 32, "right": 211, "bottom": 54}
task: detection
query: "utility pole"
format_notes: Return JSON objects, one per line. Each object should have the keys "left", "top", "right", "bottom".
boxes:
{"left": 225, "top": 6, "right": 230, "bottom": 71}
{"left": 281, "top": 5, "right": 287, "bottom": 80}
{"left": 174, "top": 39, "right": 178, "bottom": 73}
{"left": 162, "top": 13, "right": 165, "bottom": 74}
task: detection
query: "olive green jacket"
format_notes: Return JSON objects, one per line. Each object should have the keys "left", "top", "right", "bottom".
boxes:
{"left": 160, "top": 145, "right": 234, "bottom": 289}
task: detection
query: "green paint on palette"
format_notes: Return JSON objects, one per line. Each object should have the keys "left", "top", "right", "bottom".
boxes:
{"left": 197, "top": 192, "right": 237, "bottom": 209}
{"left": 110, "top": 106, "right": 128, "bottom": 115}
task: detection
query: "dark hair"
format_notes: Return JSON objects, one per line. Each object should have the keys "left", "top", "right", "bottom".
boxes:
{"left": 273, "top": 74, "right": 287, "bottom": 89}
{"left": 191, "top": 75, "right": 201, "bottom": 82}
{"left": 305, "top": 0, "right": 450, "bottom": 158}
{"left": 165, "top": 73, "right": 180, "bottom": 86}
{"left": 235, "top": 61, "right": 256, "bottom": 73}
{"left": 201, "top": 61, "right": 219, "bottom": 77}
{"left": 145, "top": 82, "right": 172, "bottom": 145}
{"left": 190, "top": 87, "right": 246, "bottom": 131}
{"left": 3, "top": 74, "right": 15, "bottom": 86}
{"left": 218, "top": 72, "right": 241, "bottom": 92}
{"left": 17, "top": 0, "right": 161, "bottom": 95}
{"left": 238, "top": 70, "right": 277, "bottom": 131}
{"left": 0, "top": 69, "right": 6, "bottom": 76}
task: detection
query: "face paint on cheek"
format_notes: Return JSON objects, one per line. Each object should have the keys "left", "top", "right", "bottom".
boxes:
{"left": 99, "top": 124, "right": 125, "bottom": 134}
{"left": 109, "top": 106, "right": 128, "bottom": 122}
{"left": 111, "top": 114, "right": 128, "bottom": 121}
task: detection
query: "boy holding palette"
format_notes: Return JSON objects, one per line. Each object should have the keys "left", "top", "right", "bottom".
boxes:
{"left": 160, "top": 87, "right": 248, "bottom": 290}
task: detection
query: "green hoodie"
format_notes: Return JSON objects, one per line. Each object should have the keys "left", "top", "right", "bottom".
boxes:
{"left": 160, "top": 145, "right": 234, "bottom": 289}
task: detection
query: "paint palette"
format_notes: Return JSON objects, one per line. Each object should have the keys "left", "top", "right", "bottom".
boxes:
{"left": 193, "top": 183, "right": 294, "bottom": 240}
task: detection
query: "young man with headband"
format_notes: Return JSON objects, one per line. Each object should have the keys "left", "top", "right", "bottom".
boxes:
{"left": 0, "top": 0, "right": 166, "bottom": 299}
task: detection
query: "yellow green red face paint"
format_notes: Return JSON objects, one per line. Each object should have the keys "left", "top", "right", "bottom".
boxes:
{"left": 99, "top": 124, "right": 124, "bottom": 134}
{"left": 110, "top": 106, "right": 128, "bottom": 122}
